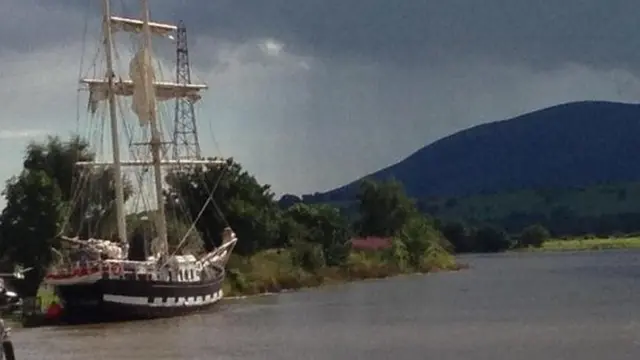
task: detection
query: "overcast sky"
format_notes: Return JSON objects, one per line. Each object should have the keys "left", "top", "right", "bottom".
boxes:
{"left": 1, "top": 0, "right": 640, "bottom": 204}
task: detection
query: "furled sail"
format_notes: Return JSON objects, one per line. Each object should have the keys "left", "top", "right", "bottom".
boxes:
{"left": 110, "top": 16, "right": 177, "bottom": 38}
{"left": 82, "top": 79, "right": 207, "bottom": 115}
{"left": 129, "top": 48, "right": 157, "bottom": 126}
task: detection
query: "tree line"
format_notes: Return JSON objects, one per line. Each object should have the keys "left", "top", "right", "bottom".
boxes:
{"left": 421, "top": 203, "right": 640, "bottom": 244}
{"left": 493, "top": 208, "right": 640, "bottom": 239}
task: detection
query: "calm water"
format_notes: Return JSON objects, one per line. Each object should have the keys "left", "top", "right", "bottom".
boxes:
{"left": 12, "top": 250, "right": 640, "bottom": 359}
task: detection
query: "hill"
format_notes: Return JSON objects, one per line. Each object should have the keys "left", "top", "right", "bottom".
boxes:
{"left": 428, "top": 181, "right": 640, "bottom": 221}
{"left": 422, "top": 180, "right": 640, "bottom": 234}
{"left": 303, "top": 101, "right": 640, "bottom": 204}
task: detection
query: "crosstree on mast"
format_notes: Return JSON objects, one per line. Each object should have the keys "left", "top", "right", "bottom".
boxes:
{"left": 173, "top": 20, "right": 202, "bottom": 160}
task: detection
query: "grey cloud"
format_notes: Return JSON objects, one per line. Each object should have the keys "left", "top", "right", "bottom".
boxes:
{"left": 9, "top": 0, "right": 640, "bottom": 71}
{"left": 181, "top": 0, "right": 640, "bottom": 71}
{"left": 0, "top": 0, "right": 88, "bottom": 54}
{"left": 188, "top": 0, "right": 640, "bottom": 72}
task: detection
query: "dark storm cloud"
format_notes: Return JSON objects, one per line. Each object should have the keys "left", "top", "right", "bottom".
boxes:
{"left": 174, "top": 0, "right": 640, "bottom": 71}
{"left": 0, "top": 0, "right": 82, "bottom": 54}
{"left": 5, "top": 0, "right": 640, "bottom": 70}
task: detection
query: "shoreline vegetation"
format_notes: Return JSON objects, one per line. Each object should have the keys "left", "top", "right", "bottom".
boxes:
{"left": 32, "top": 254, "right": 467, "bottom": 312}
{"left": 518, "top": 236, "right": 640, "bottom": 252}
{"left": 221, "top": 248, "right": 467, "bottom": 298}
{"left": 218, "top": 236, "right": 640, "bottom": 298}
{"left": 35, "top": 235, "right": 638, "bottom": 306}
{"left": 32, "top": 234, "right": 637, "bottom": 311}
{"left": 37, "top": 247, "right": 468, "bottom": 307}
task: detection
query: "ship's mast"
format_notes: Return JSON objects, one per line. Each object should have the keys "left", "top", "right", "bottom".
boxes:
{"left": 102, "top": 0, "right": 128, "bottom": 247}
{"left": 79, "top": 2, "right": 228, "bottom": 256}
{"left": 140, "top": 0, "right": 169, "bottom": 254}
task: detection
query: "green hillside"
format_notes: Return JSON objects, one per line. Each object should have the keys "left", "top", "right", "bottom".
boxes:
{"left": 293, "top": 101, "right": 640, "bottom": 237}
{"left": 425, "top": 181, "right": 640, "bottom": 221}
{"left": 304, "top": 101, "right": 640, "bottom": 205}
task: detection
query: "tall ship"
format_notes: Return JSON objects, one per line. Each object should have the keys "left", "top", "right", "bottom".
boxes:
{"left": 43, "top": 0, "right": 238, "bottom": 323}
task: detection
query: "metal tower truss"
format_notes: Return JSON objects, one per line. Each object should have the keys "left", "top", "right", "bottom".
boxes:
{"left": 172, "top": 20, "right": 202, "bottom": 160}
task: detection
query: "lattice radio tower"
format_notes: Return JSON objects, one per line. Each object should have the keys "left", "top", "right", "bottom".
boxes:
{"left": 172, "top": 20, "right": 202, "bottom": 160}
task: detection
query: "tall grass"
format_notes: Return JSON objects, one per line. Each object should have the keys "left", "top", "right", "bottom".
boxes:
{"left": 522, "top": 237, "right": 640, "bottom": 252}
{"left": 223, "top": 246, "right": 464, "bottom": 297}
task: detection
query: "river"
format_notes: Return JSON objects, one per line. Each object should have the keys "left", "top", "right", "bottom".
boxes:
{"left": 12, "top": 250, "right": 640, "bottom": 359}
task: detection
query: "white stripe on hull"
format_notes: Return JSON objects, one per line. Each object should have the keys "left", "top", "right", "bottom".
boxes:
{"left": 102, "top": 290, "right": 224, "bottom": 307}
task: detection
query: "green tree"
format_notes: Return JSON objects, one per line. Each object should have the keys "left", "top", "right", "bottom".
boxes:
{"left": 126, "top": 213, "right": 205, "bottom": 259}
{"left": 395, "top": 215, "right": 453, "bottom": 269}
{"left": 165, "top": 159, "right": 281, "bottom": 255}
{"left": 166, "top": 216, "right": 205, "bottom": 255}
{"left": 355, "top": 179, "right": 417, "bottom": 237}
{"left": 277, "top": 194, "right": 302, "bottom": 210}
{"left": 381, "top": 237, "right": 409, "bottom": 271}
{"left": 519, "top": 224, "right": 550, "bottom": 248}
{"left": 440, "top": 220, "right": 474, "bottom": 253}
{"left": 473, "top": 225, "right": 511, "bottom": 253}
{"left": 22, "top": 135, "right": 91, "bottom": 200}
{"left": 282, "top": 203, "right": 350, "bottom": 266}
{"left": 0, "top": 136, "right": 133, "bottom": 295}
{"left": 290, "top": 241, "right": 325, "bottom": 272}
{"left": 0, "top": 170, "right": 64, "bottom": 296}
{"left": 21, "top": 135, "right": 133, "bottom": 240}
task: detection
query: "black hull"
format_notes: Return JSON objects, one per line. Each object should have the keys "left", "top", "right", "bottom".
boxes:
{"left": 54, "top": 277, "right": 224, "bottom": 325}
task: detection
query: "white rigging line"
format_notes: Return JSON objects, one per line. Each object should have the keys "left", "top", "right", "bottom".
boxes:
{"left": 59, "top": 2, "right": 107, "bottom": 239}
{"left": 75, "top": 0, "right": 91, "bottom": 135}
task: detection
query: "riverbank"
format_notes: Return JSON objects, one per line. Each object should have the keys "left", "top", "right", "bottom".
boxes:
{"left": 222, "top": 248, "right": 466, "bottom": 297}
{"left": 521, "top": 236, "right": 640, "bottom": 252}
{"left": 32, "top": 249, "right": 465, "bottom": 309}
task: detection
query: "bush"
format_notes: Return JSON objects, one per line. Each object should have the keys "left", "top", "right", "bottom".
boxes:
{"left": 344, "top": 252, "right": 394, "bottom": 279}
{"left": 473, "top": 225, "right": 511, "bottom": 252}
{"left": 382, "top": 237, "right": 409, "bottom": 272}
{"left": 519, "top": 224, "right": 550, "bottom": 248}
{"left": 395, "top": 215, "right": 454, "bottom": 269}
{"left": 290, "top": 241, "right": 325, "bottom": 272}
{"left": 440, "top": 221, "right": 474, "bottom": 253}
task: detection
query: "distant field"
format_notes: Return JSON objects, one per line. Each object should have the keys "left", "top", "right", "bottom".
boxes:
{"left": 526, "top": 237, "right": 640, "bottom": 252}
{"left": 423, "top": 181, "right": 640, "bottom": 222}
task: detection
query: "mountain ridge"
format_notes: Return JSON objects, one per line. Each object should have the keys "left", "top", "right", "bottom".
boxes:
{"left": 302, "top": 100, "right": 640, "bottom": 203}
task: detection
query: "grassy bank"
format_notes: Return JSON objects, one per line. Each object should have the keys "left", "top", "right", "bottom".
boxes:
{"left": 222, "top": 248, "right": 465, "bottom": 297}
{"left": 522, "top": 236, "right": 640, "bottom": 252}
